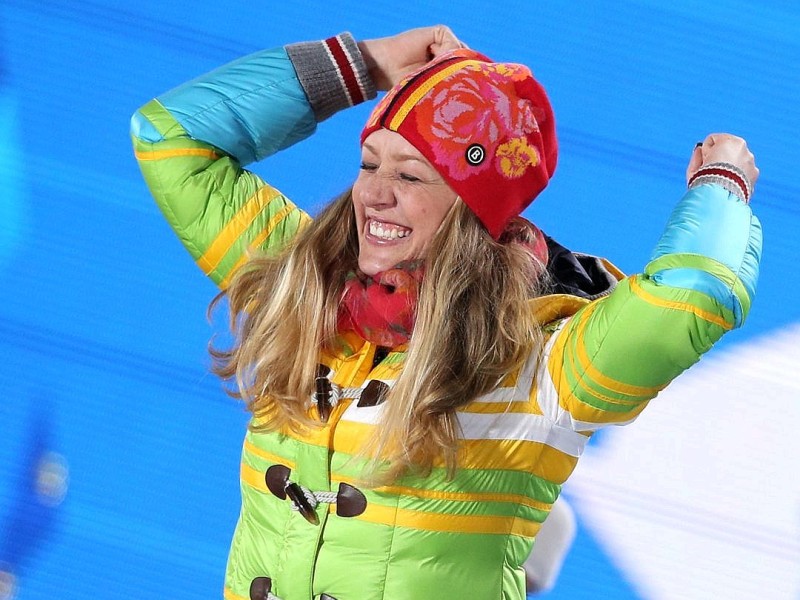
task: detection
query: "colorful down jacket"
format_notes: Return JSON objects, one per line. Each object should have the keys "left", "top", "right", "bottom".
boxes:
{"left": 130, "top": 33, "right": 762, "bottom": 600}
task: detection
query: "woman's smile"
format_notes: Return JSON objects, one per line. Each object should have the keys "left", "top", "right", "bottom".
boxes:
{"left": 352, "top": 129, "right": 457, "bottom": 276}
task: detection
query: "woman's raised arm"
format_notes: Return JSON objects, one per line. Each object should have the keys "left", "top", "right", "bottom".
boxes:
{"left": 538, "top": 134, "right": 762, "bottom": 431}
{"left": 130, "top": 33, "right": 374, "bottom": 287}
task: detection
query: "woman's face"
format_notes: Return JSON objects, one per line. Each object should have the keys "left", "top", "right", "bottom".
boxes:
{"left": 352, "top": 129, "right": 458, "bottom": 276}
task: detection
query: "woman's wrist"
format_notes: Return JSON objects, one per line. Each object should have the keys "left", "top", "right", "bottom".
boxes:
{"left": 688, "top": 161, "right": 752, "bottom": 204}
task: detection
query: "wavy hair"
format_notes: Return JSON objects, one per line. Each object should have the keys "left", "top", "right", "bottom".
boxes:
{"left": 210, "top": 190, "right": 548, "bottom": 479}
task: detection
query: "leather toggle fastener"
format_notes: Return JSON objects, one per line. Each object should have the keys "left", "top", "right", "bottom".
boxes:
{"left": 285, "top": 481, "right": 321, "bottom": 525}
{"left": 250, "top": 577, "right": 337, "bottom": 600}
{"left": 250, "top": 576, "right": 281, "bottom": 600}
{"left": 315, "top": 364, "right": 333, "bottom": 422}
{"left": 264, "top": 465, "right": 368, "bottom": 524}
{"left": 357, "top": 380, "right": 389, "bottom": 407}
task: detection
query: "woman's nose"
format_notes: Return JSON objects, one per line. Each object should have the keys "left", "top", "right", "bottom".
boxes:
{"left": 359, "top": 173, "right": 396, "bottom": 208}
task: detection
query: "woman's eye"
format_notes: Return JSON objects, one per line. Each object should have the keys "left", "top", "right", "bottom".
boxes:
{"left": 359, "top": 162, "right": 377, "bottom": 172}
{"left": 399, "top": 173, "right": 421, "bottom": 183}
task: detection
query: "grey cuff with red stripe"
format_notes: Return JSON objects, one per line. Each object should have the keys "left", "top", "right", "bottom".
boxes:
{"left": 688, "top": 161, "right": 752, "bottom": 204}
{"left": 286, "top": 32, "right": 377, "bottom": 122}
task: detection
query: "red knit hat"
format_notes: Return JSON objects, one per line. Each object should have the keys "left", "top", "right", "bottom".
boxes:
{"left": 361, "top": 48, "right": 557, "bottom": 239}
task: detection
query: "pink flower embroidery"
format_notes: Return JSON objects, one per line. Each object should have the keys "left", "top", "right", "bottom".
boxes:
{"left": 414, "top": 64, "right": 541, "bottom": 181}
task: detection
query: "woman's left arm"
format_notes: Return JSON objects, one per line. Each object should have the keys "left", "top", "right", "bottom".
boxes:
{"left": 542, "top": 134, "right": 762, "bottom": 430}
{"left": 130, "top": 34, "right": 376, "bottom": 288}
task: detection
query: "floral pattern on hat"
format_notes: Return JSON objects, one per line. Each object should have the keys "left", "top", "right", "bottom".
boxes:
{"left": 467, "top": 61, "right": 532, "bottom": 83}
{"left": 412, "top": 63, "right": 541, "bottom": 182}
{"left": 360, "top": 48, "right": 557, "bottom": 239}
{"left": 497, "top": 137, "right": 541, "bottom": 178}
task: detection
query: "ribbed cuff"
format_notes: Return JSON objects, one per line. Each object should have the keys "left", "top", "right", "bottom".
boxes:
{"left": 286, "top": 32, "right": 376, "bottom": 122}
{"left": 688, "top": 162, "right": 752, "bottom": 204}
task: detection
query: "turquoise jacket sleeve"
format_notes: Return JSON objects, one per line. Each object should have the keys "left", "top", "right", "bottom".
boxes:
{"left": 132, "top": 48, "right": 318, "bottom": 166}
{"left": 649, "top": 183, "right": 762, "bottom": 327}
{"left": 130, "top": 33, "right": 375, "bottom": 287}
{"left": 543, "top": 182, "right": 762, "bottom": 430}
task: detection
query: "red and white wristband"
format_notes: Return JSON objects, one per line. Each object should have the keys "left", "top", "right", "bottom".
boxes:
{"left": 688, "top": 162, "right": 752, "bottom": 204}
{"left": 286, "top": 33, "right": 376, "bottom": 122}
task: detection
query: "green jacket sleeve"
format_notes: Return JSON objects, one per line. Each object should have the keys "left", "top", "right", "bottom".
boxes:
{"left": 130, "top": 33, "right": 375, "bottom": 287}
{"left": 542, "top": 183, "right": 762, "bottom": 430}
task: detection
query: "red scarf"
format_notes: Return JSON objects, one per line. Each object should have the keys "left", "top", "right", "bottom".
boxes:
{"left": 337, "top": 218, "right": 548, "bottom": 348}
{"left": 338, "top": 261, "right": 424, "bottom": 348}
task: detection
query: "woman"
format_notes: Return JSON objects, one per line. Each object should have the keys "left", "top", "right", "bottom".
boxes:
{"left": 131, "top": 26, "right": 761, "bottom": 600}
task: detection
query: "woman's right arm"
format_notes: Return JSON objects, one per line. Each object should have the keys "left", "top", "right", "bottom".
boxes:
{"left": 130, "top": 33, "right": 375, "bottom": 287}
{"left": 538, "top": 134, "right": 762, "bottom": 432}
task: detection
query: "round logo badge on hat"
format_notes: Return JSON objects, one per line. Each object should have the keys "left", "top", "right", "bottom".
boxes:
{"left": 465, "top": 143, "right": 486, "bottom": 166}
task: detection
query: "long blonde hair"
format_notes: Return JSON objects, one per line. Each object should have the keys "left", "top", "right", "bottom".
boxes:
{"left": 210, "top": 190, "right": 548, "bottom": 478}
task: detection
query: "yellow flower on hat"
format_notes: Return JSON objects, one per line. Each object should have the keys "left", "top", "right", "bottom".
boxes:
{"left": 467, "top": 61, "right": 531, "bottom": 82}
{"left": 496, "top": 137, "right": 540, "bottom": 178}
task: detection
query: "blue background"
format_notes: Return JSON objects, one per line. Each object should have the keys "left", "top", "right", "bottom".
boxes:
{"left": 1, "top": 0, "right": 798, "bottom": 598}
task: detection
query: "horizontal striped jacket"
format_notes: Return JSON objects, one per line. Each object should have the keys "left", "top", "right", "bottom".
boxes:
{"left": 131, "top": 32, "right": 762, "bottom": 600}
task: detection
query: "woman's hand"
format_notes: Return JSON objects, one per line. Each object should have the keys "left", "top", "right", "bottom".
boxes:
{"left": 358, "top": 26, "right": 465, "bottom": 91}
{"left": 686, "top": 133, "right": 760, "bottom": 188}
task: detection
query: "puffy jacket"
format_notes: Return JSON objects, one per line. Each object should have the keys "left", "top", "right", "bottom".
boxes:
{"left": 131, "top": 32, "right": 762, "bottom": 600}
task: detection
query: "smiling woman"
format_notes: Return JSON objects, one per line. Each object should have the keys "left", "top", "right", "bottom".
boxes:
{"left": 354, "top": 129, "right": 458, "bottom": 275}
{"left": 131, "top": 24, "right": 761, "bottom": 600}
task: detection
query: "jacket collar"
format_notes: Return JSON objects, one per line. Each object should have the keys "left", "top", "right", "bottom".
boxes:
{"left": 545, "top": 234, "right": 622, "bottom": 301}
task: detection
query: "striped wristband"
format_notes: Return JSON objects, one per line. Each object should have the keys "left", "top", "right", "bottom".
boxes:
{"left": 688, "top": 162, "right": 752, "bottom": 203}
{"left": 322, "top": 35, "right": 369, "bottom": 107}
{"left": 286, "top": 33, "right": 376, "bottom": 122}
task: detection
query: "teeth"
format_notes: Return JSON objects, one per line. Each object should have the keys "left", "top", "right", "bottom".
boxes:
{"left": 369, "top": 220, "right": 410, "bottom": 240}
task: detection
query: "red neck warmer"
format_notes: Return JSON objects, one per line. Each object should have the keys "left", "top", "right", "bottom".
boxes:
{"left": 337, "top": 261, "right": 424, "bottom": 348}
{"left": 337, "top": 218, "right": 548, "bottom": 348}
